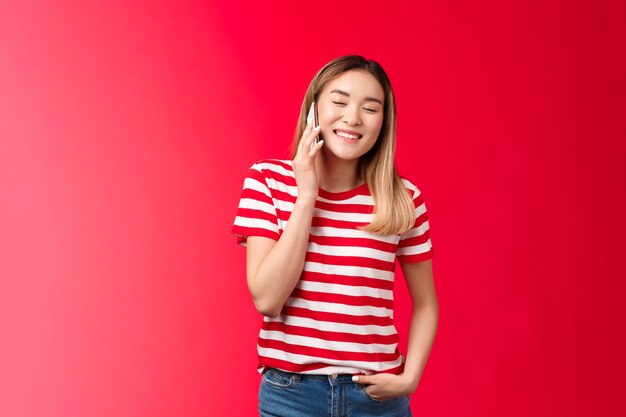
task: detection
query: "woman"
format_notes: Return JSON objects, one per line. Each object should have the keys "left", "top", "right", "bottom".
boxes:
{"left": 232, "top": 55, "right": 438, "bottom": 417}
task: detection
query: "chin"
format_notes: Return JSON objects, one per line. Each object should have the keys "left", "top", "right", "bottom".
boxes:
{"left": 324, "top": 147, "right": 364, "bottom": 162}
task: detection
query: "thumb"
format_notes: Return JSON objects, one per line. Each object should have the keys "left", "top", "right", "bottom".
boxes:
{"left": 352, "top": 374, "right": 373, "bottom": 384}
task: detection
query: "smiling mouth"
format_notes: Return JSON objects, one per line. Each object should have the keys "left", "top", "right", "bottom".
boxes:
{"left": 334, "top": 130, "right": 362, "bottom": 140}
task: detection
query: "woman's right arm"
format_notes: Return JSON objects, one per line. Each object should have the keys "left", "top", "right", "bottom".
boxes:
{"left": 246, "top": 122, "right": 324, "bottom": 318}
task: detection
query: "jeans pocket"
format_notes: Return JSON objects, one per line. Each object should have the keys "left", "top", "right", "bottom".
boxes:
{"left": 359, "top": 384, "right": 400, "bottom": 404}
{"left": 262, "top": 368, "right": 297, "bottom": 389}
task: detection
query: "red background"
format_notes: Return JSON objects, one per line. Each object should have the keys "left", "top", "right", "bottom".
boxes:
{"left": 1, "top": 1, "right": 625, "bottom": 416}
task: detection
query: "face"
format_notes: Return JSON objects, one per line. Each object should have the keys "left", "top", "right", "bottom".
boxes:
{"left": 316, "top": 70, "right": 385, "bottom": 162}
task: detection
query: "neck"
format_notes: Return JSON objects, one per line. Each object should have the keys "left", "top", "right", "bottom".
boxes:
{"left": 316, "top": 151, "right": 362, "bottom": 193}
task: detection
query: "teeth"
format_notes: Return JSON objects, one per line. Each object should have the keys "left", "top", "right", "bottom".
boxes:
{"left": 336, "top": 131, "right": 360, "bottom": 139}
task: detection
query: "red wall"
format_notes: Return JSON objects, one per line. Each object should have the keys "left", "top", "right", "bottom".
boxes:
{"left": 1, "top": 1, "right": 625, "bottom": 416}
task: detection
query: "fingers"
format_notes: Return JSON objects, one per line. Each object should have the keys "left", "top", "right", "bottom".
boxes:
{"left": 304, "top": 125, "right": 321, "bottom": 152}
{"left": 353, "top": 375, "right": 385, "bottom": 400}
{"left": 297, "top": 121, "right": 322, "bottom": 159}
{"left": 308, "top": 137, "right": 324, "bottom": 158}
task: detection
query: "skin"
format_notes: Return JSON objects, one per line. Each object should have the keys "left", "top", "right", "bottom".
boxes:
{"left": 246, "top": 69, "right": 438, "bottom": 401}
{"left": 314, "top": 70, "right": 384, "bottom": 192}
{"left": 354, "top": 260, "right": 438, "bottom": 401}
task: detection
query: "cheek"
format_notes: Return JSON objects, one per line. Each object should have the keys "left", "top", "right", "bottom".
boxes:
{"left": 368, "top": 117, "right": 384, "bottom": 137}
{"left": 319, "top": 106, "right": 339, "bottom": 124}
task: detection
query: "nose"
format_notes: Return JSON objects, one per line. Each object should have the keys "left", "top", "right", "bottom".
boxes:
{"left": 342, "top": 105, "right": 361, "bottom": 126}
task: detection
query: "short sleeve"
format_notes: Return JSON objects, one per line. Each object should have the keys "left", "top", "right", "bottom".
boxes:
{"left": 231, "top": 164, "right": 280, "bottom": 246}
{"left": 397, "top": 184, "right": 434, "bottom": 263}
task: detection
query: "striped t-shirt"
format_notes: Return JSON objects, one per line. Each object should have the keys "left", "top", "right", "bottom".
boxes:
{"left": 232, "top": 159, "right": 433, "bottom": 375}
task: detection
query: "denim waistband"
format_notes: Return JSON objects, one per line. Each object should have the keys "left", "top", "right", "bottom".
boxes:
{"left": 265, "top": 367, "right": 359, "bottom": 383}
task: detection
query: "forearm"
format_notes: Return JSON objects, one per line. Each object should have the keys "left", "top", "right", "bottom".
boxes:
{"left": 401, "top": 300, "right": 439, "bottom": 391}
{"left": 352, "top": 300, "right": 438, "bottom": 400}
{"left": 248, "top": 197, "right": 316, "bottom": 317}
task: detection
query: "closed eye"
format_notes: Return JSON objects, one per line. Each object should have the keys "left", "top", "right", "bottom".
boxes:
{"left": 363, "top": 107, "right": 379, "bottom": 113}
{"left": 332, "top": 101, "right": 347, "bottom": 106}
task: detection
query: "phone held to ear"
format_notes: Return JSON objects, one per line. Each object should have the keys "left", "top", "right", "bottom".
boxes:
{"left": 306, "top": 102, "right": 320, "bottom": 147}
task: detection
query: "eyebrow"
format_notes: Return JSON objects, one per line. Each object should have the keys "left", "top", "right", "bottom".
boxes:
{"left": 329, "top": 89, "right": 383, "bottom": 105}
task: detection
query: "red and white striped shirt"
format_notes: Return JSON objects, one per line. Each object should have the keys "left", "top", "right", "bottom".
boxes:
{"left": 232, "top": 159, "right": 433, "bottom": 375}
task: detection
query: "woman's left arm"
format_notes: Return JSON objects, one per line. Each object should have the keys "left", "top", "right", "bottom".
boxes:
{"left": 354, "top": 259, "right": 438, "bottom": 401}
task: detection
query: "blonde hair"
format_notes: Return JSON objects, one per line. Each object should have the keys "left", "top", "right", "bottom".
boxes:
{"left": 292, "top": 55, "right": 415, "bottom": 236}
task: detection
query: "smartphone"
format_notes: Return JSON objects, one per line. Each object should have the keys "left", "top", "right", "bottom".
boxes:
{"left": 306, "top": 101, "right": 320, "bottom": 146}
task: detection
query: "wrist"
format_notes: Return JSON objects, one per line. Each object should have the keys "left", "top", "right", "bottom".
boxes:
{"left": 295, "top": 194, "right": 317, "bottom": 206}
{"left": 398, "top": 372, "right": 420, "bottom": 394}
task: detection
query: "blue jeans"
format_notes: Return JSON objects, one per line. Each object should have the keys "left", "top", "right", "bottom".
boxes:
{"left": 259, "top": 368, "right": 412, "bottom": 417}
